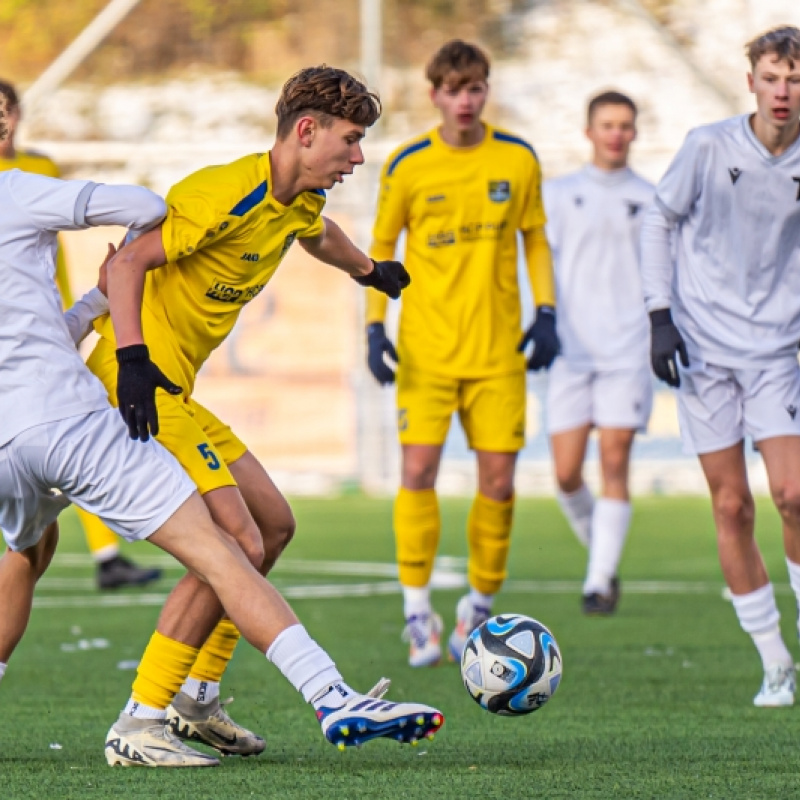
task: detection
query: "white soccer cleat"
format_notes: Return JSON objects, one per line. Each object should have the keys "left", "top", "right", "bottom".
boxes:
{"left": 105, "top": 712, "right": 220, "bottom": 767}
{"left": 317, "top": 678, "right": 444, "bottom": 749}
{"left": 401, "top": 612, "right": 443, "bottom": 667}
{"left": 166, "top": 693, "right": 266, "bottom": 756}
{"left": 447, "top": 595, "right": 491, "bottom": 662}
{"left": 753, "top": 663, "right": 796, "bottom": 707}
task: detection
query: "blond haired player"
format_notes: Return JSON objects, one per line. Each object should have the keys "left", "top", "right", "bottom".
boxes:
{"left": 0, "top": 79, "right": 161, "bottom": 591}
{"left": 544, "top": 91, "right": 654, "bottom": 615}
{"left": 642, "top": 26, "right": 800, "bottom": 707}
{"left": 366, "top": 40, "right": 558, "bottom": 667}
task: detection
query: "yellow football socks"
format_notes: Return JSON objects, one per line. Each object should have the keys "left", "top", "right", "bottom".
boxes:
{"left": 467, "top": 492, "right": 514, "bottom": 595}
{"left": 131, "top": 631, "right": 199, "bottom": 710}
{"left": 394, "top": 487, "right": 440, "bottom": 587}
{"left": 189, "top": 618, "right": 241, "bottom": 683}
{"left": 75, "top": 507, "right": 119, "bottom": 560}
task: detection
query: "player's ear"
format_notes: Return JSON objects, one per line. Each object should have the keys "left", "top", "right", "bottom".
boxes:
{"left": 747, "top": 71, "right": 755, "bottom": 94}
{"left": 297, "top": 116, "right": 316, "bottom": 147}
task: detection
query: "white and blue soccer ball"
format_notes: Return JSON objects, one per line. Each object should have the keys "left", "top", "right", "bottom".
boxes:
{"left": 460, "top": 614, "right": 563, "bottom": 716}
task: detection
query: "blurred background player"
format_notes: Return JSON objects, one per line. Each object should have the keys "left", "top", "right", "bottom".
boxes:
{"left": 365, "top": 40, "right": 559, "bottom": 667}
{"left": 641, "top": 25, "right": 800, "bottom": 707}
{"left": 0, "top": 79, "right": 160, "bottom": 591}
{"left": 85, "top": 66, "right": 413, "bottom": 763}
{"left": 543, "top": 91, "right": 654, "bottom": 615}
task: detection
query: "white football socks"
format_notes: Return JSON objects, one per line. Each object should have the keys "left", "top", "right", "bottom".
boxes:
{"left": 785, "top": 558, "right": 800, "bottom": 641}
{"left": 556, "top": 484, "right": 594, "bottom": 548}
{"left": 266, "top": 623, "right": 348, "bottom": 706}
{"left": 468, "top": 588, "right": 494, "bottom": 612}
{"left": 0, "top": 661, "right": 6, "bottom": 683}
{"left": 730, "top": 583, "right": 793, "bottom": 669}
{"left": 181, "top": 677, "right": 220, "bottom": 703}
{"left": 403, "top": 586, "right": 432, "bottom": 620}
{"left": 123, "top": 699, "right": 167, "bottom": 720}
{"left": 583, "top": 498, "right": 631, "bottom": 595}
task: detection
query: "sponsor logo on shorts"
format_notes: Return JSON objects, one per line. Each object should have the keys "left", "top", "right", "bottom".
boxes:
{"left": 787, "top": 404, "right": 797, "bottom": 420}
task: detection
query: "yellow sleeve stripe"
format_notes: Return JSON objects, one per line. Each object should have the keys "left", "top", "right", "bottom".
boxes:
{"left": 387, "top": 138, "right": 432, "bottom": 177}
{"left": 492, "top": 131, "right": 538, "bottom": 161}
{"left": 229, "top": 181, "right": 268, "bottom": 216}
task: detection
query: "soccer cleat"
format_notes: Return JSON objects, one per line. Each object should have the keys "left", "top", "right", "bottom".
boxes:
{"left": 447, "top": 595, "right": 491, "bottom": 662}
{"left": 97, "top": 554, "right": 162, "bottom": 590}
{"left": 582, "top": 576, "right": 621, "bottom": 616}
{"left": 166, "top": 692, "right": 265, "bottom": 756}
{"left": 105, "top": 712, "right": 220, "bottom": 767}
{"left": 401, "top": 612, "right": 443, "bottom": 667}
{"left": 753, "top": 663, "right": 795, "bottom": 707}
{"left": 317, "top": 678, "right": 444, "bottom": 749}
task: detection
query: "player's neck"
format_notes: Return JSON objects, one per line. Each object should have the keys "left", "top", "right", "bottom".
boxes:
{"left": 438, "top": 121, "right": 485, "bottom": 149}
{"left": 749, "top": 112, "right": 800, "bottom": 156}
{"left": 591, "top": 155, "right": 628, "bottom": 172}
{"left": 268, "top": 147, "right": 304, "bottom": 206}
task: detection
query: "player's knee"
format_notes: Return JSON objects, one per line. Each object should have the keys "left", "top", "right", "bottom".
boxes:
{"left": 771, "top": 481, "right": 800, "bottom": 523}
{"left": 600, "top": 450, "right": 628, "bottom": 484}
{"left": 402, "top": 462, "right": 438, "bottom": 490}
{"left": 23, "top": 522, "right": 59, "bottom": 578}
{"left": 261, "top": 508, "right": 296, "bottom": 562}
{"left": 554, "top": 465, "right": 582, "bottom": 494}
{"left": 480, "top": 473, "right": 514, "bottom": 502}
{"left": 713, "top": 488, "right": 754, "bottom": 532}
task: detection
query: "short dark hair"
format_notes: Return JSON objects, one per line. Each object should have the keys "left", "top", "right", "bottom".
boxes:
{"left": 425, "top": 40, "right": 490, "bottom": 89}
{"left": 275, "top": 66, "right": 381, "bottom": 140}
{"left": 587, "top": 90, "right": 637, "bottom": 125}
{"left": 746, "top": 25, "right": 800, "bottom": 70}
{"left": 0, "top": 80, "right": 20, "bottom": 113}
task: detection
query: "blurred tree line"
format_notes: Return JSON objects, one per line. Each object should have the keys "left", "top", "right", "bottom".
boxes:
{"left": 0, "top": 0, "right": 542, "bottom": 83}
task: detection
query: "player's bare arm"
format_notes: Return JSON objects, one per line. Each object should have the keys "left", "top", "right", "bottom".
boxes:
{"left": 300, "top": 217, "right": 411, "bottom": 300}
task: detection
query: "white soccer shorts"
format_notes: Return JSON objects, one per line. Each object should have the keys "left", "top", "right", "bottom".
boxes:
{"left": 546, "top": 359, "right": 654, "bottom": 435}
{"left": 0, "top": 408, "right": 196, "bottom": 553}
{"left": 676, "top": 359, "right": 800, "bottom": 455}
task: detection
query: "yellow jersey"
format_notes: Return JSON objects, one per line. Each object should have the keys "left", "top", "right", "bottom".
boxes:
{"left": 92, "top": 152, "right": 325, "bottom": 395}
{"left": 370, "top": 124, "right": 547, "bottom": 378}
{"left": 0, "top": 150, "right": 73, "bottom": 306}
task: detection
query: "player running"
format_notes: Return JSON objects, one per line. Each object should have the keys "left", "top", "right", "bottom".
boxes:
{"left": 544, "top": 91, "right": 654, "bottom": 615}
{"left": 0, "top": 79, "right": 161, "bottom": 590}
{"left": 365, "top": 40, "right": 559, "bottom": 667}
{"left": 641, "top": 25, "right": 800, "bottom": 707}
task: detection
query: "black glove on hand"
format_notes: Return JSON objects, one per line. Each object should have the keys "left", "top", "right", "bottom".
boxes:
{"left": 366, "top": 322, "right": 399, "bottom": 385}
{"left": 353, "top": 259, "right": 411, "bottom": 300}
{"left": 649, "top": 308, "right": 689, "bottom": 387}
{"left": 116, "top": 344, "right": 182, "bottom": 442}
{"left": 518, "top": 305, "right": 560, "bottom": 371}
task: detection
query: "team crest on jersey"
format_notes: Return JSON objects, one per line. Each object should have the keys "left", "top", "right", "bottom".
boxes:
{"left": 488, "top": 181, "right": 511, "bottom": 202}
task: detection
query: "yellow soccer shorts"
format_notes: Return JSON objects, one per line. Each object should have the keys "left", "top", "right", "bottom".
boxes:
{"left": 396, "top": 368, "right": 526, "bottom": 452}
{"left": 90, "top": 350, "right": 246, "bottom": 494}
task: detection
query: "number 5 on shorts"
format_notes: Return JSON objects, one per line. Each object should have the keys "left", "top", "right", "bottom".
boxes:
{"left": 197, "top": 443, "right": 221, "bottom": 471}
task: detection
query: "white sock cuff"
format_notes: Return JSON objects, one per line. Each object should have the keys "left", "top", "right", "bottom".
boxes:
{"left": 403, "top": 586, "right": 432, "bottom": 619}
{"left": 93, "top": 544, "right": 120, "bottom": 564}
{"left": 267, "top": 624, "right": 342, "bottom": 703}
{"left": 0, "top": 661, "right": 6, "bottom": 682}
{"left": 181, "top": 677, "right": 219, "bottom": 703}
{"left": 595, "top": 497, "right": 632, "bottom": 524}
{"left": 123, "top": 699, "right": 167, "bottom": 719}
{"left": 786, "top": 558, "right": 800, "bottom": 591}
{"left": 557, "top": 484, "right": 594, "bottom": 516}
{"left": 468, "top": 588, "right": 494, "bottom": 610}
{"left": 730, "top": 583, "right": 780, "bottom": 635}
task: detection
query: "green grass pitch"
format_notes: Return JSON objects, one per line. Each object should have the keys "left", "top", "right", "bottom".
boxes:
{"left": 4, "top": 494, "right": 800, "bottom": 799}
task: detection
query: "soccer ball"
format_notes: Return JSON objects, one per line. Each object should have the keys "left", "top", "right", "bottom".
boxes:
{"left": 460, "top": 614, "right": 562, "bottom": 716}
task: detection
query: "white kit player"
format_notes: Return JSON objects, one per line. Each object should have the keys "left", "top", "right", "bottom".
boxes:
{"left": 641, "top": 25, "right": 800, "bottom": 707}
{"left": 544, "top": 91, "right": 653, "bottom": 615}
{"left": 0, "top": 106, "right": 443, "bottom": 764}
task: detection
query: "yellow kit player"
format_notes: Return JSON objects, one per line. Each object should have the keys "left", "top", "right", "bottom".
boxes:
{"left": 366, "top": 40, "right": 559, "bottom": 667}
{"left": 88, "top": 66, "right": 410, "bottom": 766}
{"left": 0, "top": 79, "right": 161, "bottom": 591}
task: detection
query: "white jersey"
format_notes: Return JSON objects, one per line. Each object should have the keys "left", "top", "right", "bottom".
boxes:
{"left": 641, "top": 114, "right": 800, "bottom": 368}
{"left": 0, "top": 170, "right": 165, "bottom": 447}
{"left": 543, "top": 165, "right": 653, "bottom": 370}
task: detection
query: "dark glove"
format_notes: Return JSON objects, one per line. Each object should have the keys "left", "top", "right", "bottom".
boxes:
{"left": 366, "top": 322, "right": 399, "bottom": 385}
{"left": 518, "top": 305, "right": 560, "bottom": 371}
{"left": 353, "top": 259, "right": 411, "bottom": 300}
{"left": 116, "top": 344, "right": 182, "bottom": 442}
{"left": 649, "top": 308, "right": 689, "bottom": 387}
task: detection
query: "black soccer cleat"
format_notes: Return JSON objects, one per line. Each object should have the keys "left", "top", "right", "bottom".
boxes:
{"left": 97, "top": 554, "right": 162, "bottom": 590}
{"left": 582, "top": 576, "right": 621, "bottom": 616}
